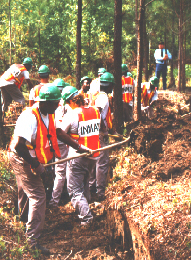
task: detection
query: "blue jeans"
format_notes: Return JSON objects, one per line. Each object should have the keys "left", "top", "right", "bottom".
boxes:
{"left": 155, "top": 63, "right": 167, "bottom": 90}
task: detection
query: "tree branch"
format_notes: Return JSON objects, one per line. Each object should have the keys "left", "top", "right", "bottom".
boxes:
{"left": 145, "top": 0, "right": 155, "bottom": 7}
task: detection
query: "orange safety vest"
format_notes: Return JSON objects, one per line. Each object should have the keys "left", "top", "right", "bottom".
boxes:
{"left": 121, "top": 76, "right": 134, "bottom": 103}
{"left": 141, "top": 83, "right": 155, "bottom": 107}
{"left": 91, "top": 92, "right": 113, "bottom": 130}
{"left": 31, "top": 106, "right": 61, "bottom": 163}
{"left": 3, "top": 64, "right": 27, "bottom": 89}
{"left": 33, "top": 83, "right": 44, "bottom": 99}
{"left": 8, "top": 106, "right": 61, "bottom": 164}
{"left": 70, "top": 106, "right": 101, "bottom": 157}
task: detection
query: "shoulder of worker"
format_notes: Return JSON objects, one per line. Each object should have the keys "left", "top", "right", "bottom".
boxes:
{"left": 15, "top": 105, "right": 37, "bottom": 130}
{"left": 93, "top": 92, "right": 109, "bottom": 109}
{"left": 95, "top": 91, "right": 109, "bottom": 101}
{"left": 141, "top": 82, "right": 150, "bottom": 89}
{"left": 89, "top": 78, "right": 100, "bottom": 94}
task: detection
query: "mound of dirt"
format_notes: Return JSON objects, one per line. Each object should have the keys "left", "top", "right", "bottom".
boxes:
{"left": 106, "top": 98, "right": 191, "bottom": 259}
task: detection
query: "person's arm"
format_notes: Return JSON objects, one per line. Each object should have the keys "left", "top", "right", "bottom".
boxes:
{"left": 29, "top": 100, "right": 35, "bottom": 107}
{"left": 29, "top": 88, "right": 35, "bottom": 107}
{"left": 166, "top": 50, "right": 172, "bottom": 60}
{"left": 15, "top": 136, "right": 40, "bottom": 169}
{"left": 26, "top": 78, "right": 33, "bottom": 90}
{"left": 56, "top": 128, "right": 91, "bottom": 153}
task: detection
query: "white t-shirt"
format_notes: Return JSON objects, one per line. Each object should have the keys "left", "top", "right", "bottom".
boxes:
{"left": 29, "top": 88, "right": 35, "bottom": 101}
{"left": 94, "top": 92, "right": 110, "bottom": 130}
{"left": 0, "top": 64, "right": 29, "bottom": 87}
{"left": 89, "top": 77, "right": 100, "bottom": 94}
{"left": 13, "top": 103, "right": 59, "bottom": 157}
{"left": 55, "top": 101, "right": 72, "bottom": 145}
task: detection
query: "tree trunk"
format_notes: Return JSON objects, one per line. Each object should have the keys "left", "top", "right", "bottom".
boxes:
{"left": 38, "top": 5, "right": 41, "bottom": 65}
{"left": 14, "top": 14, "right": 16, "bottom": 58}
{"left": 76, "top": 0, "right": 82, "bottom": 90}
{"left": 38, "top": 26, "right": 41, "bottom": 65}
{"left": 182, "top": 9, "right": 186, "bottom": 92}
{"left": 143, "top": 14, "right": 148, "bottom": 82}
{"left": 0, "top": 91, "right": 5, "bottom": 148}
{"left": 178, "top": 0, "right": 183, "bottom": 92}
{"left": 134, "top": 0, "right": 145, "bottom": 121}
{"left": 135, "top": 0, "right": 138, "bottom": 40}
{"left": 169, "top": 11, "right": 175, "bottom": 88}
{"left": 113, "top": 0, "right": 123, "bottom": 134}
{"left": 9, "top": 0, "right": 12, "bottom": 65}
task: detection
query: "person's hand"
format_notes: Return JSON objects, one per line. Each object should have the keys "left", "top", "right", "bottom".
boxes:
{"left": 31, "top": 163, "right": 45, "bottom": 176}
{"left": 77, "top": 144, "right": 93, "bottom": 154}
{"left": 103, "top": 134, "right": 109, "bottom": 143}
{"left": 164, "top": 54, "right": 168, "bottom": 60}
{"left": 113, "top": 133, "right": 124, "bottom": 141}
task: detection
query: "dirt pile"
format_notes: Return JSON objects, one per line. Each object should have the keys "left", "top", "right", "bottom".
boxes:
{"left": 106, "top": 97, "right": 191, "bottom": 259}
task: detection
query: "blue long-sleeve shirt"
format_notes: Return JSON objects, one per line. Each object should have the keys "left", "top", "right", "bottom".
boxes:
{"left": 154, "top": 49, "right": 172, "bottom": 64}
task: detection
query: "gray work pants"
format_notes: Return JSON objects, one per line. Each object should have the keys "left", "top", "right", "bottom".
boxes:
{"left": 67, "top": 156, "right": 96, "bottom": 223}
{"left": 49, "top": 143, "right": 68, "bottom": 206}
{"left": 8, "top": 152, "right": 46, "bottom": 246}
{"left": 123, "top": 102, "right": 133, "bottom": 122}
{"left": 1, "top": 84, "right": 25, "bottom": 112}
{"left": 89, "top": 134, "right": 110, "bottom": 196}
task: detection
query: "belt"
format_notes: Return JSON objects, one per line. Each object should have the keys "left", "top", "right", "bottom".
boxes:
{"left": 156, "top": 62, "right": 167, "bottom": 65}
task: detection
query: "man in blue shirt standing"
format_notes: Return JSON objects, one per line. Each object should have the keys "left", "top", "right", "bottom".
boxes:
{"left": 154, "top": 41, "right": 172, "bottom": 90}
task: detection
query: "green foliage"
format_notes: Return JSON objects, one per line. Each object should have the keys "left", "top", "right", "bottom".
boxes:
{"left": 1, "top": 0, "right": 191, "bottom": 79}
{"left": 0, "top": 163, "right": 12, "bottom": 181}
{"left": 0, "top": 238, "right": 6, "bottom": 255}
{"left": 185, "top": 65, "right": 191, "bottom": 79}
{"left": 186, "top": 222, "right": 191, "bottom": 229}
{"left": 186, "top": 241, "right": 191, "bottom": 249}
{"left": 112, "top": 175, "right": 121, "bottom": 183}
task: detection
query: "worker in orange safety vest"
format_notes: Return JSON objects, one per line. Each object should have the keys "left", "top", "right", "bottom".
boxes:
{"left": 0, "top": 57, "right": 33, "bottom": 112}
{"left": 141, "top": 76, "right": 159, "bottom": 119}
{"left": 61, "top": 85, "right": 101, "bottom": 225}
{"left": 78, "top": 76, "right": 92, "bottom": 105}
{"left": 29, "top": 65, "right": 50, "bottom": 107}
{"left": 8, "top": 83, "right": 90, "bottom": 254}
{"left": 121, "top": 64, "right": 135, "bottom": 122}
{"left": 89, "top": 72, "right": 115, "bottom": 202}
{"left": 121, "top": 70, "right": 135, "bottom": 122}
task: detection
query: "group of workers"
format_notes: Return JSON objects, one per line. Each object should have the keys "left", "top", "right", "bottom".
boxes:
{"left": 0, "top": 58, "right": 116, "bottom": 254}
{"left": 0, "top": 44, "right": 171, "bottom": 254}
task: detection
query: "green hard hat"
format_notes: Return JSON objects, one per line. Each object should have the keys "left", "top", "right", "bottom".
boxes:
{"left": 150, "top": 76, "right": 159, "bottom": 88}
{"left": 98, "top": 68, "right": 106, "bottom": 75}
{"left": 127, "top": 72, "right": 133, "bottom": 78}
{"left": 121, "top": 64, "right": 128, "bottom": 72}
{"left": 100, "top": 72, "right": 114, "bottom": 84}
{"left": 54, "top": 78, "right": 66, "bottom": 87}
{"left": 80, "top": 76, "right": 92, "bottom": 85}
{"left": 64, "top": 82, "right": 70, "bottom": 87}
{"left": 23, "top": 57, "right": 33, "bottom": 65}
{"left": 38, "top": 83, "right": 61, "bottom": 101}
{"left": 38, "top": 65, "right": 50, "bottom": 74}
{"left": 62, "top": 85, "right": 78, "bottom": 102}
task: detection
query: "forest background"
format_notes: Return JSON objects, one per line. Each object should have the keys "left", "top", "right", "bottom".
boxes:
{"left": 1, "top": 0, "right": 191, "bottom": 90}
